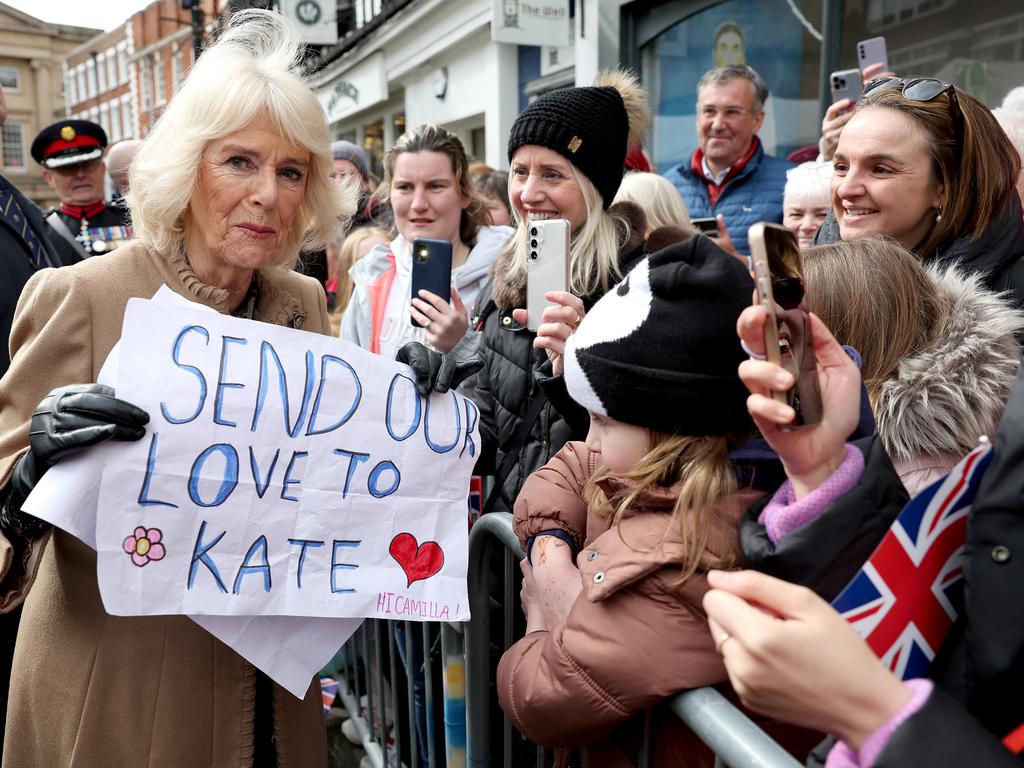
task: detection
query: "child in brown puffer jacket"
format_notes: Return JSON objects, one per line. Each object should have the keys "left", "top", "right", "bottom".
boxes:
{"left": 497, "top": 236, "right": 820, "bottom": 767}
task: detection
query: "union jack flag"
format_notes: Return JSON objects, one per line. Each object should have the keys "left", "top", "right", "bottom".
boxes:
{"left": 831, "top": 440, "right": 994, "bottom": 680}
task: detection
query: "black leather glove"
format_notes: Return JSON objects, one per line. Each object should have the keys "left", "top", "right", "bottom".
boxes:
{"left": 396, "top": 342, "right": 484, "bottom": 397}
{"left": 1, "top": 384, "right": 149, "bottom": 538}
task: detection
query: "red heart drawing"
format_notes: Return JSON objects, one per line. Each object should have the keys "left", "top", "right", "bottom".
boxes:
{"left": 389, "top": 533, "right": 445, "bottom": 587}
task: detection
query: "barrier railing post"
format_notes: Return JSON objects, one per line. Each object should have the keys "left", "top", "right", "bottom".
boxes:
{"left": 669, "top": 687, "right": 803, "bottom": 768}
{"left": 465, "top": 513, "right": 524, "bottom": 767}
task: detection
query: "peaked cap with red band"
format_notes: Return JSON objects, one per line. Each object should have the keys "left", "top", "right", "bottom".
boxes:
{"left": 31, "top": 119, "right": 108, "bottom": 169}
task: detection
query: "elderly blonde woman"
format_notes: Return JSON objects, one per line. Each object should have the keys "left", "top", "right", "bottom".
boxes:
{"left": 613, "top": 170, "right": 692, "bottom": 234}
{"left": 782, "top": 160, "right": 833, "bottom": 247}
{"left": 0, "top": 10, "right": 349, "bottom": 767}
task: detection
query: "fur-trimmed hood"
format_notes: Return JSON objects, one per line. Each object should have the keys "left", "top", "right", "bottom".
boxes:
{"left": 490, "top": 200, "right": 647, "bottom": 310}
{"left": 877, "top": 264, "right": 1024, "bottom": 463}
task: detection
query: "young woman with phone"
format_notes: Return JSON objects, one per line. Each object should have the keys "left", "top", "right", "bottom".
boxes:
{"left": 470, "top": 69, "right": 652, "bottom": 513}
{"left": 340, "top": 124, "right": 513, "bottom": 360}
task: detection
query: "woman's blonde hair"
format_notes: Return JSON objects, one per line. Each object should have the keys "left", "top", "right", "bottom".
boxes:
{"left": 332, "top": 226, "right": 390, "bottom": 315}
{"left": 584, "top": 431, "right": 741, "bottom": 587}
{"left": 614, "top": 171, "right": 691, "bottom": 233}
{"left": 504, "top": 168, "right": 630, "bottom": 297}
{"left": 129, "top": 9, "right": 351, "bottom": 266}
{"left": 802, "top": 237, "right": 950, "bottom": 405}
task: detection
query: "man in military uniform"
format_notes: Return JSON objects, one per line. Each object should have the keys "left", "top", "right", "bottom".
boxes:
{"left": 31, "top": 119, "right": 133, "bottom": 261}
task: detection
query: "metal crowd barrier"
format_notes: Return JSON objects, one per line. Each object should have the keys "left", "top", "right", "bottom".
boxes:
{"left": 333, "top": 511, "right": 803, "bottom": 768}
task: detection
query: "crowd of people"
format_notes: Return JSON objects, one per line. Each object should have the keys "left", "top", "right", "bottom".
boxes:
{"left": 2, "top": 6, "right": 1024, "bottom": 768}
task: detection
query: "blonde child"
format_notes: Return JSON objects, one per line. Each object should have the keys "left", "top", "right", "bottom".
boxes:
{"left": 497, "top": 237, "right": 811, "bottom": 766}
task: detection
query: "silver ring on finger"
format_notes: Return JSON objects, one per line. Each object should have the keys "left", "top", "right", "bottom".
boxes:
{"left": 740, "top": 338, "right": 767, "bottom": 361}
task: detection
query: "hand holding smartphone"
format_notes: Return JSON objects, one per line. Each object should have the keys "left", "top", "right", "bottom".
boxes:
{"left": 410, "top": 238, "right": 452, "bottom": 327}
{"left": 747, "top": 222, "right": 822, "bottom": 427}
{"left": 691, "top": 217, "right": 720, "bottom": 235}
{"left": 830, "top": 68, "right": 863, "bottom": 105}
{"left": 526, "top": 219, "right": 571, "bottom": 331}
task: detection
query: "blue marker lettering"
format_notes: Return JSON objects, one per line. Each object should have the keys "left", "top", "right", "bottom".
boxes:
{"left": 161, "top": 325, "right": 209, "bottom": 424}
{"left": 232, "top": 535, "right": 272, "bottom": 594}
{"left": 187, "top": 520, "right": 227, "bottom": 592}
{"left": 213, "top": 335, "right": 248, "bottom": 427}
{"left": 188, "top": 443, "right": 239, "bottom": 508}
{"left": 330, "top": 539, "right": 361, "bottom": 594}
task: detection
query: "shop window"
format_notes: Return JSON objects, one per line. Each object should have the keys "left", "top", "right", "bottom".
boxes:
{"left": 392, "top": 112, "right": 406, "bottom": 142}
{"left": 363, "top": 119, "right": 385, "bottom": 180}
{"left": 640, "top": 0, "right": 824, "bottom": 173}
{"left": 840, "top": 0, "right": 1024, "bottom": 107}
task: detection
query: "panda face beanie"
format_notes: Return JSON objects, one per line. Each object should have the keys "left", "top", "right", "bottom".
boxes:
{"left": 563, "top": 236, "right": 755, "bottom": 436}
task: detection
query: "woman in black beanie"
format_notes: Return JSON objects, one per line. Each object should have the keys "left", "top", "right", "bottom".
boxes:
{"left": 470, "top": 69, "right": 653, "bottom": 512}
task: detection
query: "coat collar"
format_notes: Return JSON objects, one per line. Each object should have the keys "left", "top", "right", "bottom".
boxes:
{"left": 165, "top": 246, "right": 308, "bottom": 328}
{"left": 577, "top": 486, "right": 761, "bottom": 602}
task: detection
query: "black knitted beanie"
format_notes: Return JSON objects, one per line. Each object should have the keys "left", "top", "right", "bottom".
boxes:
{"left": 508, "top": 80, "right": 634, "bottom": 208}
{"left": 563, "top": 235, "right": 755, "bottom": 435}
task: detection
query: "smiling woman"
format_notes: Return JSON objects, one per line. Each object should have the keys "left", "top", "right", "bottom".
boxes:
{"left": 815, "top": 78, "right": 1024, "bottom": 310}
{"left": 0, "top": 9, "right": 351, "bottom": 768}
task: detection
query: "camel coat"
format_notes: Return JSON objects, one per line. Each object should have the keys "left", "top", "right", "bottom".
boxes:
{"left": 0, "top": 242, "right": 330, "bottom": 768}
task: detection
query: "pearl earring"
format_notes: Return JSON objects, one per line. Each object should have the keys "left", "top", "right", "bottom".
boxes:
{"left": 935, "top": 206, "right": 943, "bottom": 222}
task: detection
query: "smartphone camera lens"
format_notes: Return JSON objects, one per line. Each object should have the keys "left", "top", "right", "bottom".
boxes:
{"left": 530, "top": 227, "right": 538, "bottom": 237}
{"left": 415, "top": 248, "right": 428, "bottom": 264}
{"left": 529, "top": 250, "right": 538, "bottom": 261}
{"left": 530, "top": 239, "right": 538, "bottom": 248}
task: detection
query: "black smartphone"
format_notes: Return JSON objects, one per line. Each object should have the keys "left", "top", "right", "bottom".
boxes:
{"left": 410, "top": 238, "right": 452, "bottom": 327}
{"left": 748, "top": 222, "right": 823, "bottom": 427}
{"left": 691, "top": 217, "right": 719, "bottom": 234}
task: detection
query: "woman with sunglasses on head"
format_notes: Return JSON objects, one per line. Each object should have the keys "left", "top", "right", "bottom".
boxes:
{"left": 815, "top": 77, "right": 1024, "bottom": 309}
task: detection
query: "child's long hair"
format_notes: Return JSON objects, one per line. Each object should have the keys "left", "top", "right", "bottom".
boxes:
{"left": 584, "top": 431, "right": 741, "bottom": 588}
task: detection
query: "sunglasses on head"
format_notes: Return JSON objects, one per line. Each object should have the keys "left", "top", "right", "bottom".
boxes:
{"left": 862, "top": 76, "right": 963, "bottom": 148}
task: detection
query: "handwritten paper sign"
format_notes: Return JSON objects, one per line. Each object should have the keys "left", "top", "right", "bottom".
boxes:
{"left": 95, "top": 296, "right": 477, "bottom": 621}
{"left": 24, "top": 288, "right": 363, "bottom": 699}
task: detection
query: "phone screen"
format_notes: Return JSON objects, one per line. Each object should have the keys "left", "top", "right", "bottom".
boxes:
{"left": 751, "top": 224, "right": 823, "bottom": 427}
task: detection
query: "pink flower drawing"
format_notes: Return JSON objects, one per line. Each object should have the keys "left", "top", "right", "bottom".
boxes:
{"left": 123, "top": 527, "right": 166, "bottom": 567}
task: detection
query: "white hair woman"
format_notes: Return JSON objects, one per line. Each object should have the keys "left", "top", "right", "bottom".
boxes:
{"left": 0, "top": 10, "right": 349, "bottom": 767}
{"left": 614, "top": 170, "right": 692, "bottom": 234}
{"left": 470, "top": 70, "right": 652, "bottom": 512}
{"left": 783, "top": 160, "right": 833, "bottom": 246}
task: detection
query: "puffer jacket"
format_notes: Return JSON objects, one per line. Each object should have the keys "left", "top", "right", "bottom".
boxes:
{"left": 814, "top": 192, "right": 1024, "bottom": 312}
{"left": 469, "top": 203, "right": 646, "bottom": 510}
{"left": 876, "top": 264, "right": 1024, "bottom": 495}
{"left": 497, "top": 442, "right": 771, "bottom": 767}
{"left": 663, "top": 138, "right": 793, "bottom": 254}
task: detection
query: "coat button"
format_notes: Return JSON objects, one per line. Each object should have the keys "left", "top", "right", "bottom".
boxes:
{"left": 501, "top": 316, "right": 512, "bottom": 327}
{"left": 992, "top": 545, "right": 1011, "bottom": 563}
{"left": 593, "top": 571, "right": 605, "bottom": 583}
{"left": 586, "top": 551, "right": 598, "bottom": 561}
